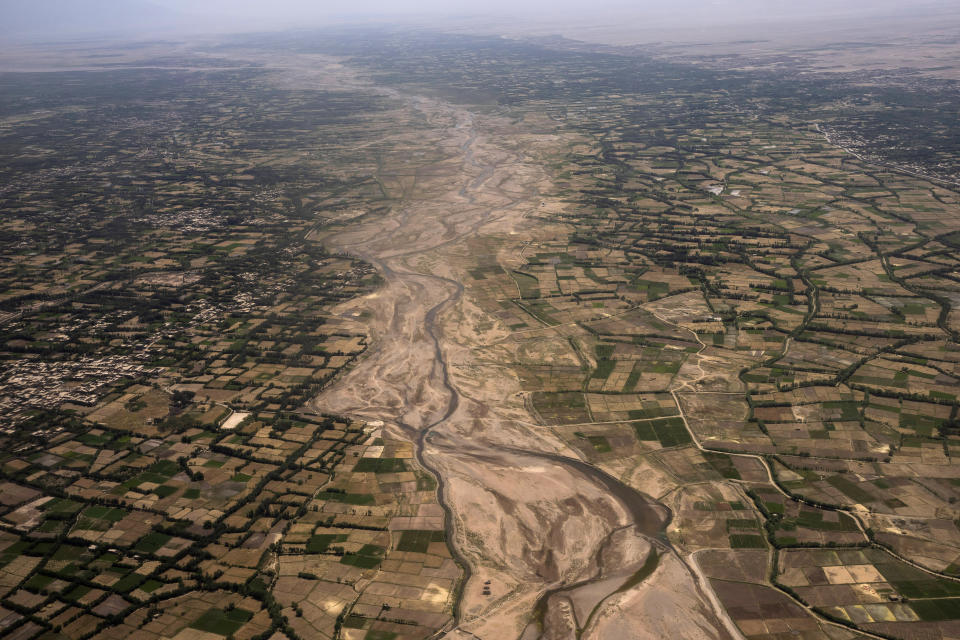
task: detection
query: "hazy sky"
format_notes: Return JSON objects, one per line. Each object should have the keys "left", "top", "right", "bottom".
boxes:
{"left": 152, "top": 0, "right": 945, "bottom": 22}
{"left": 2, "top": 0, "right": 957, "bottom": 43}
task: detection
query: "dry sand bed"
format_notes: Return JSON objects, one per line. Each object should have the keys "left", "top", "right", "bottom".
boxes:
{"left": 310, "top": 68, "right": 735, "bottom": 638}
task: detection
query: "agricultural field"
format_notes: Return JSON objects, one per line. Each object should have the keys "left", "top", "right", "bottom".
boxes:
{"left": 354, "top": 25, "right": 960, "bottom": 638}
{"left": 0, "top": 409, "right": 457, "bottom": 639}
{"left": 0, "top": 51, "right": 458, "bottom": 640}
{"left": 2, "top": 19, "right": 960, "bottom": 640}
{"left": 777, "top": 548, "right": 960, "bottom": 638}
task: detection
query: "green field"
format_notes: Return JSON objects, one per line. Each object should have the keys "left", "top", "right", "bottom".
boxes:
{"left": 396, "top": 530, "right": 445, "bottom": 553}
{"left": 352, "top": 458, "right": 408, "bottom": 473}
{"left": 190, "top": 608, "right": 254, "bottom": 636}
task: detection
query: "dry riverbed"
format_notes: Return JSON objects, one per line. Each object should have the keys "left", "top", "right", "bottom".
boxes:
{"left": 306, "top": 59, "right": 734, "bottom": 639}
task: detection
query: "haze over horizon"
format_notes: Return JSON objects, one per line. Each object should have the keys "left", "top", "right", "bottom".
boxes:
{"left": 3, "top": 0, "right": 959, "bottom": 45}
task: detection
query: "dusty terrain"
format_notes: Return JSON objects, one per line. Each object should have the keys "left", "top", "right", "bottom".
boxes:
{"left": 306, "top": 61, "right": 735, "bottom": 639}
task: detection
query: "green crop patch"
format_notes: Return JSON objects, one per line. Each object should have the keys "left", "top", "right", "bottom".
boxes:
{"left": 140, "top": 579, "right": 163, "bottom": 593}
{"left": 135, "top": 532, "right": 172, "bottom": 554}
{"left": 147, "top": 459, "right": 179, "bottom": 477}
{"left": 592, "top": 359, "right": 615, "bottom": 379}
{"left": 190, "top": 608, "right": 254, "bottom": 636}
{"left": 416, "top": 472, "right": 437, "bottom": 491}
{"left": 340, "top": 544, "right": 385, "bottom": 569}
{"left": 318, "top": 491, "right": 375, "bottom": 506}
{"left": 396, "top": 530, "right": 446, "bottom": 553}
{"left": 42, "top": 498, "right": 83, "bottom": 516}
{"left": 113, "top": 572, "right": 145, "bottom": 593}
{"left": 909, "top": 599, "right": 960, "bottom": 622}
{"left": 703, "top": 452, "right": 741, "bottom": 479}
{"left": 795, "top": 509, "right": 858, "bottom": 532}
{"left": 632, "top": 416, "right": 691, "bottom": 447}
{"left": 587, "top": 435, "right": 612, "bottom": 452}
{"left": 78, "top": 432, "right": 114, "bottom": 446}
{"left": 822, "top": 401, "right": 860, "bottom": 421}
{"left": 623, "top": 364, "right": 643, "bottom": 391}
{"left": 874, "top": 561, "right": 960, "bottom": 600}
{"left": 900, "top": 412, "right": 943, "bottom": 437}
{"left": 65, "top": 585, "right": 91, "bottom": 602}
{"left": 595, "top": 344, "right": 615, "bottom": 359}
{"left": 649, "top": 417, "right": 691, "bottom": 448}
{"left": 306, "top": 533, "right": 348, "bottom": 554}
{"left": 632, "top": 420, "right": 656, "bottom": 440}
{"left": 512, "top": 271, "right": 540, "bottom": 299}
{"left": 153, "top": 485, "right": 178, "bottom": 498}
{"left": 82, "top": 505, "right": 123, "bottom": 520}
{"left": 352, "top": 457, "right": 408, "bottom": 473}
{"left": 339, "top": 554, "right": 381, "bottom": 569}
{"left": 25, "top": 573, "right": 53, "bottom": 591}
{"left": 826, "top": 475, "right": 876, "bottom": 504}
{"left": 634, "top": 279, "right": 670, "bottom": 300}
{"left": 729, "top": 534, "right": 766, "bottom": 549}
{"left": 343, "top": 614, "right": 367, "bottom": 629}
{"left": 628, "top": 406, "right": 678, "bottom": 420}
{"left": 51, "top": 544, "right": 86, "bottom": 562}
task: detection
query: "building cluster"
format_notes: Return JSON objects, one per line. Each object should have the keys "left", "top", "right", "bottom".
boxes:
{"left": 0, "top": 356, "right": 161, "bottom": 430}
{"left": 132, "top": 206, "right": 228, "bottom": 233}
